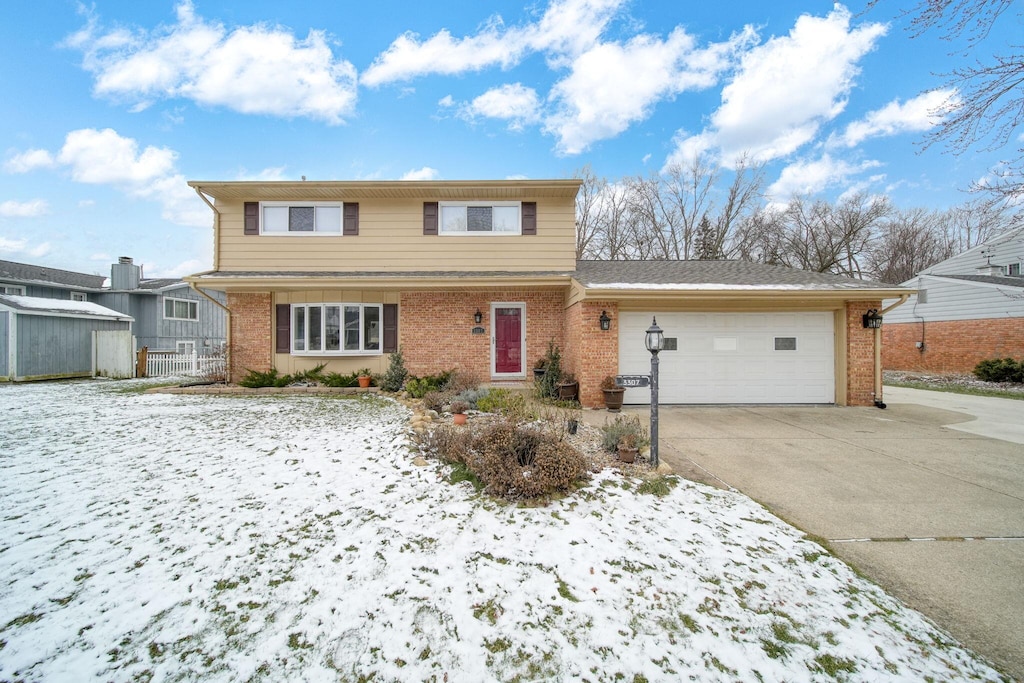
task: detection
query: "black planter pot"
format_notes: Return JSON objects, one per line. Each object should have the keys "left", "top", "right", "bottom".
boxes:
{"left": 567, "top": 419, "right": 579, "bottom": 435}
{"left": 603, "top": 388, "right": 625, "bottom": 412}
{"left": 557, "top": 382, "right": 579, "bottom": 401}
{"left": 533, "top": 367, "right": 547, "bottom": 379}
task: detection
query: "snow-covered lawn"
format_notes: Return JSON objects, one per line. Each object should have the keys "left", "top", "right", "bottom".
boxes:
{"left": 0, "top": 380, "right": 1005, "bottom": 682}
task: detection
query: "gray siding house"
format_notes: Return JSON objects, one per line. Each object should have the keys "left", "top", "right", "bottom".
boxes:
{"left": 0, "top": 259, "right": 228, "bottom": 382}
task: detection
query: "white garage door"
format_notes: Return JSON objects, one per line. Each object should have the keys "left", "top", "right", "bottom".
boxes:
{"left": 618, "top": 312, "right": 835, "bottom": 404}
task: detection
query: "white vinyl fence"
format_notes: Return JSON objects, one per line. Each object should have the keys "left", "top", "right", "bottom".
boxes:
{"left": 145, "top": 350, "right": 226, "bottom": 378}
{"left": 93, "top": 331, "right": 136, "bottom": 379}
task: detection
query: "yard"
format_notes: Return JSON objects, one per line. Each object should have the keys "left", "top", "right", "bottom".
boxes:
{"left": 0, "top": 380, "right": 1007, "bottom": 682}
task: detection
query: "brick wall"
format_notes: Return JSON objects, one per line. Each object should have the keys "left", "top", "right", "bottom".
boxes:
{"left": 846, "top": 300, "right": 880, "bottom": 406}
{"left": 563, "top": 300, "right": 618, "bottom": 408}
{"left": 227, "top": 292, "right": 272, "bottom": 384}
{"left": 399, "top": 289, "right": 565, "bottom": 381}
{"left": 883, "top": 318, "right": 1024, "bottom": 373}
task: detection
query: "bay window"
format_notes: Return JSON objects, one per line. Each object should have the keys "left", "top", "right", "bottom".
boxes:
{"left": 292, "top": 303, "right": 382, "bottom": 354}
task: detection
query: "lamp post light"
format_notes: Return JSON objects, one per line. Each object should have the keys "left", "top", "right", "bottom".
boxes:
{"left": 644, "top": 316, "right": 664, "bottom": 468}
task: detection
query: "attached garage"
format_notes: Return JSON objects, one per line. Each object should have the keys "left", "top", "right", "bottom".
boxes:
{"left": 618, "top": 311, "right": 835, "bottom": 404}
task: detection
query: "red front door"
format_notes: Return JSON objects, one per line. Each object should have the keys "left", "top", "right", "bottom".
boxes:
{"left": 494, "top": 307, "right": 522, "bottom": 375}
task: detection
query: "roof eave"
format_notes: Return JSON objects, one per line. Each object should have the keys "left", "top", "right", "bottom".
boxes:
{"left": 578, "top": 286, "right": 915, "bottom": 301}
{"left": 185, "top": 273, "right": 575, "bottom": 291}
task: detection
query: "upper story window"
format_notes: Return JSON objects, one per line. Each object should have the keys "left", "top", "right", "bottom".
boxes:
{"left": 1007, "top": 262, "right": 1021, "bottom": 277}
{"left": 440, "top": 202, "right": 521, "bottom": 235}
{"left": 70, "top": 292, "right": 87, "bottom": 301}
{"left": 262, "top": 202, "right": 342, "bottom": 234}
{"left": 1, "top": 284, "right": 25, "bottom": 295}
{"left": 165, "top": 297, "right": 198, "bottom": 321}
{"left": 292, "top": 303, "right": 381, "bottom": 355}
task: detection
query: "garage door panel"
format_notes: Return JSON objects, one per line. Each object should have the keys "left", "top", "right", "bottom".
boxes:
{"left": 619, "top": 311, "right": 835, "bottom": 404}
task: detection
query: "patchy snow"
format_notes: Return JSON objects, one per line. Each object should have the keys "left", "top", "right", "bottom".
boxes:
{"left": 0, "top": 380, "right": 1006, "bottom": 682}
{"left": 0, "top": 294, "right": 132, "bottom": 319}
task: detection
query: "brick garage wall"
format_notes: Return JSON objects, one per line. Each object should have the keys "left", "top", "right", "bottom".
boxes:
{"left": 227, "top": 292, "right": 272, "bottom": 384}
{"left": 884, "top": 318, "right": 1024, "bottom": 373}
{"left": 399, "top": 289, "right": 565, "bottom": 381}
{"left": 846, "top": 300, "right": 880, "bottom": 406}
{"left": 563, "top": 301, "right": 618, "bottom": 408}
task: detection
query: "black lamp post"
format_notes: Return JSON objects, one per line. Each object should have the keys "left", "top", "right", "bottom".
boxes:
{"left": 645, "top": 317, "right": 664, "bottom": 468}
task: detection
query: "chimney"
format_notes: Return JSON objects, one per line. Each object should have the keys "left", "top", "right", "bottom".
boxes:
{"left": 111, "top": 256, "right": 141, "bottom": 290}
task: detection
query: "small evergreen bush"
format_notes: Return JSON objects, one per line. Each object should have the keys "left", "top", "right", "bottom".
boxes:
{"left": 380, "top": 348, "right": 409, "bottom": 392}
{"left": 973, "top": 357, "right": 1024, "bottom": 383}
{"left": 238, "top": 368, "right": 291, "bottom": 388}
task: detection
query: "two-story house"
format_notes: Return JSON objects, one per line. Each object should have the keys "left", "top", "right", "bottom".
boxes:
{"left": 185, "top": 179, "right": 908, "bottom": 407}
{"left": 1, "top": 257, "right": 227, "bottom": 381}
{"left": 883, "top": 226, "right": 1024, "bottom": 373}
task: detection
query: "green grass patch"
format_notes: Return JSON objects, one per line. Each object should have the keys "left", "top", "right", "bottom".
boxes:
{"left": 811, "top": 653, "right": 858, "bottom": 676}
{"left": 886, "top": 380, "right": 1024, "bottom": 401}
{"left": 636, "top": 476, "right": 679, "bottom": 497}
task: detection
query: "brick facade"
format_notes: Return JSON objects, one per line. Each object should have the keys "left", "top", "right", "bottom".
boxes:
{"left": 563, "top": 300, "right": 618, "bottom": 408}
{"left": 883, "top": 318, "right": 1024, "bottom": 373}
{"left": 846, "top": 300, "right": 881, "bottom": 406}
{"left": 226, "top": 292, "right": 272, "bottom": 384}
{"left": 399, "top": 289, "right": 565, "bottom": 381}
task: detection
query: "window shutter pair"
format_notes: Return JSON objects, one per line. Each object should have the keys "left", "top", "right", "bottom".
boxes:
{"left": 244, "top": 202, "right": 359, "bottom": 235}
{"left": 422, "top": 202, "right": 536, "bottom": 234}
{"left": 275, "top": 303, "right": 397, "bottom": 353}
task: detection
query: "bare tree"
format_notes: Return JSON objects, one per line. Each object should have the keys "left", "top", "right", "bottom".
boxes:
{"left": 870, "top": 0, "right": 1024, "bottom": 200}
{"left": 867, "top": 208, "right": 956, "bottom": 283}
{"left": 935, "top": 196, "right": 1015, "bottom": 252}
{"left": 661, "top": 156, "right": 719, "bottom": 259}
{"left": 778, "top": 194, "right": 890, "bottom": 275}
{"left": 574, "top": 165, "right": 605, "bottom": 259}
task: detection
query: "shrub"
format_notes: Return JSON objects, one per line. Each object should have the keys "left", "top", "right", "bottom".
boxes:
{"left": 406, "top": 371, "right": 454, "bottom": 398}
{"left": 454, "top": 386, "right": 490, "bottom": 409}
{"left": 320, "top": 371, "right": 360, "bottom": 387}
{"left": 238, "top": 368, "right": 291, "bottom": 388}
{"left": 601, "top": 414, "right": 649, "bottom": 453}
{"left": 534, "top": 340, "right": 563, "bottom": 399}
{"left": 443, "top": 370, "right": 479, "bottom": 395}
{"left": 450, "top": 400, "right": 470, "bottom": 415}
{"left": 380, "top": 348, "right": 409, "bottom": 392}
{"left": 475, "top": 388, "right": 529, "bottom": 418}
{"left": 973, "top": 357, "right": 1024, "bottom": 383}
{"left": 421, "top": 390, "right": 448, "bottom": 413}
{"left": 600, "top": 375, "right": 621, "bottom": 391}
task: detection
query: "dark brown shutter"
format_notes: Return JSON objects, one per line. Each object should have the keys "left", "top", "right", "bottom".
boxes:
{"left": 383, "top": 303, "right": 398, "bottom": 353}
{"left": 244, "top": 202, "right": 259, "bottom": 235}
{"left": 343, "top": 203, "right": 359, "bottom": 235}
{"left": 423, "top": 202, "right": 438, "bottom": 235}
{"left": 522, "top": 202, "right": 537, "bottom": 235}
{"left": 275, "top": 304, "right": 290, "bottom": 353}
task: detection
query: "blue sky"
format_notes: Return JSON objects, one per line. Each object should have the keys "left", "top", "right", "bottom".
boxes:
{"left": 1, "top": 0, "right": 1016, "bottom": 277}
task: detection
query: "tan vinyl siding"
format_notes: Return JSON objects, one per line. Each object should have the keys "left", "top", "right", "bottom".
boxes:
{"left": 217, "top": 198, "right": 577, "bottom": 272}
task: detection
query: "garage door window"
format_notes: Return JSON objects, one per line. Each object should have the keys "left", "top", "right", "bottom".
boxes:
{"left": 774, "top": 337, "right": 797, "bottom": 351}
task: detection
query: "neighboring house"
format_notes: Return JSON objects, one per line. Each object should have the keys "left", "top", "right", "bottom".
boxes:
{"left": 185, "top": 179, "right": 908, "bottom": 407}
{"left": 883, "top": 226, "right": 1024, "bottom": 373}
{"left": 0, "top": 295, "right": 133, "bottom": 381}
{"left": 0, "top": 257, "right": 227, "bottom": 355}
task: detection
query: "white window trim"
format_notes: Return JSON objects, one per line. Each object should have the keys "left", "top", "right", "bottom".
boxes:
{"left": 260, "top": 201, "right": 345, "bottom": 235}
{"left": 1, "top": 284, "right": 26, "bottom": 295}
{"left": 291, "top": 303, "right": 383, "bottom": 356}
{"left": 70, "top": 291, "right": 87, "bottom": 302}
{"left": 1007, "top": 262, "right": 1021, "bottom": 276}
{"left": 176, "top": 340, "right": 196, "bottom": 354}
{"left": 439, "top": 201, "right": 522, "bottom": 236}
{"left": 164, "top": 297, "right": 199, "bottom": 321}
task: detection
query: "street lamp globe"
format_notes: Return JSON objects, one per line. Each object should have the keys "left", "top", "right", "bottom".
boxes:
{"left": 645, "top": 317, "right": 664, "bottom": 354}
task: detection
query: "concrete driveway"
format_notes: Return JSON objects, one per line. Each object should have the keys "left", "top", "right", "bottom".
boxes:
{"left": 597, "top": 391, "right": 1024, "bottom": 680}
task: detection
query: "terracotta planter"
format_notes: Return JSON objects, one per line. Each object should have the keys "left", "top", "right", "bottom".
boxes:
{"left": 453, "top": 412, "right": 468, "bottom": 425}
{"left": 358, "top": 375, "right": 372, "bottom": 388}
{"left": 603, "top": 388, "right": 625, "bottom": 412}
{"left": 617, "top": 446, "right": 638, "bottom": 463}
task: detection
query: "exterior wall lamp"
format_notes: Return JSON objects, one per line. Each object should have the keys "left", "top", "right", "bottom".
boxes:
{"left": 474, "top": 309, "right": 483, "bottom": 325}
{"left": 862, "top": 309, "right": 883, "bottom": 329}
{"left": 599, "top": 310, "right": 611, "bottom": 331}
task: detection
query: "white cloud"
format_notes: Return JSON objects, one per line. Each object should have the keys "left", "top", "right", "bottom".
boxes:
{"left": 768, "top": 154, "right": 883, "bottom": 199}
{"left": 0, "top": 237, "right": 50, "bottom": 257}
{"left": 401, "top": 167, "right": 439, "bottom": 181}
{"left": 145, "top": 257, "right": 206, "bottom": 278}
{"left": 4, "top": 149, "right": 55, "bottom": 174}
{"left": 666, "top": 6, "right": 887, "bottom": 169}
{"left": 67, "top": 1, "right": 357, "bottom": 124}
{"left": 835, "top": 89, "right": 957, "bottom": 147}
{"left": 90, "top": 252, "right": 113, "bottom": 262}
{"left": 466, "top": 84, "right": 541, "bottom": 130}
{"left": 547, "top": 26, "right": 757, "bottom": 154}
{"left": 79, "top": 199, "right": 96, "bottom": 208}
{"left": 27, "top": 242, "right": 52, "bottom": 258}
{"left": 0, "top": 199, "right": 49, "bottom": 218}
{"left": 9, "top": 128, "right": 208, "bottom": 227}
{"left": 362, "top": 0, "right": 624, "bottom": 87}
{"left": 438, "top": 95, "right": 455, "bottom": 108}
{"left": 0, "top": 237, "right": 28, "bottom": 252}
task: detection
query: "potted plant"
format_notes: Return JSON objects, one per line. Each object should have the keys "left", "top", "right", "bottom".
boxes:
{"left": 533, "top": 357, "right": 548, "bottom": 379}
{"left": 357, "top": 368, "right": 373, "bottom": 388}
{"left": 557, "top": 372, "right": 579, "bottom": 401}
{"left": 601, "top": 376, "right": 625, "bottom": 412}
{"left": 451, "top": 400, "right": 469, "bottom": 425}
{"left": 617, "top": 433, "right": 638, "bottom": 463}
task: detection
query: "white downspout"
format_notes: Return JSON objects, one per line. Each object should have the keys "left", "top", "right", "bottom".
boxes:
{"left": 873, "top": 294, "right": 910, "bottom": 409}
